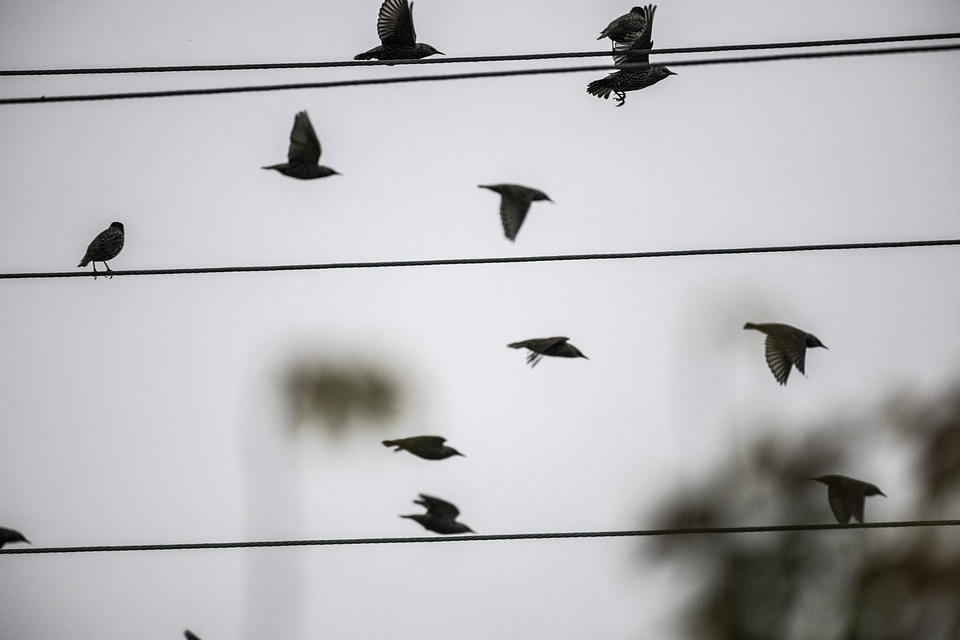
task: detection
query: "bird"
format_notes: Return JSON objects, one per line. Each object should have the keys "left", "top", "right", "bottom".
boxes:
{"left": 382, "top": 435, "right": 465, "bottom": 460}
{"left": 743, "top": 322, "right": 828, "bottom": 385}
{"left": 354, "top": 0, "right": 443, "bottom": 61}
{"left": 598, "top": 6, "right": 648, "bottom": 43}
{"left": 78, "top": 222, "right": 124, "bottom": 278}
{"left": 184, "top": 632, "right": 202, "bottom": 640}
{"left": 587, "top": 5, "right": 675, "bottom": 107}
{"left": 810, "top": 475, "right": 885, "bottom": 524}
{"left": 401, "top": 494, "right": 473, "bottom": 534}
{"left": 478, "top": 184, "right": 552, "bottom": 241}
{"left": 0, "top": 526, "right": 29, "bottom": 549}
{"left": 508, "top": 337, "right": 588, "bottom": 367}
{"left": 262, "top": 111, "right": 339, "bottom": 180}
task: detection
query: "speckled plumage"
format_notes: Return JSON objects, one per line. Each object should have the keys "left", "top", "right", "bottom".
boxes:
{"left": 598, "top": 6, "right": 648, "bottom": 43}
{"left": 478, "top": 184, "right": 552, "bottom": 241}
{"left": 354, "top": 0, "right": 442, "bottom": 61}
{"left": 401, "top": 494, "right": 473, "bottom": 534}
{"left": 262, "top": 111, "right": 339, "bottom": 180}
{"left": 810, "top": 475, "right": 885, "bottom": 524}
{"left": 508, "top": 337, "right": 588, "bottom": 367}
{"left": 78, "top": 222, "right": 124, "bottom": 277}
{"left": 744, "top": 322, "right": 827, "bottom": 385}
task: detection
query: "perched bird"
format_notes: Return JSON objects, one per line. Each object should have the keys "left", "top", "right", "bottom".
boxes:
{"left": 0, "top": 526, "right": 29, "bottom": 549}
{"left": 587, "top": 5, "right": 675, "bottom": 107}
{"left": 401, "top": 494, "right": 473, "bottom": 534}
{"left": 383, "top": 435, "right": 465, "bottom": 460}
{"left": 354, "top": 0, "right": 443, "bottom": 61}
{"left": 598, "top": 6, "right": 648, "bottom": 43}
{"left": 184, "top": 632, "right": 202, "bottom": 640}
{"left": 262, "top": 111, "right": 339, "bottom": 180}
{"left": 743, "top": 322, "right": 828, "bottom": 385}
{"left": 810, "top": 475, "right": 885, "bottom": 524}
{"left": 78, "top": 222, "right": 124, "bottom": 277}
{"left": 478, "top": 184, "right": 552, "bottom": 241}
{"left": 508, "top": 337, "right": 588, "bottom": 367}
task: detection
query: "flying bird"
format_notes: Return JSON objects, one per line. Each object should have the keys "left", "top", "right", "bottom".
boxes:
{"left": 78, "top": 222, "right": 124, "bottom": 278}
{"left": 262, "top": 111, "right": 339, "bottom": 180}
{"left": 810, "top": 475, "right": 885, "bottom": 524}
{"left": 587, "top": 5, "right": 675, "bottom": 107}
{"left": 478, "top": 184, "right": 552, "bottom": 241}
{"left": 598, "top": 6, "right": 648, "bottom": 43}
{"left": 743, "top": 322, "right": 828, "bottom": 385}
{"left": 508, "top": 337, "right": 588, "bottom": 367}
{"left": 383, "top": 435, "right": 465, "bottom": 460}
{"left": 354, "top": 0, "right": 443, "bottom": 61}
{"left": 401, "top": 494, "right": 473, "bottom": 534}
{"left": 0, "top": 526, "right": 29, "bottom": 549}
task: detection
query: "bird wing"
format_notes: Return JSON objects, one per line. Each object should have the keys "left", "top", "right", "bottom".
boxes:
{"left": 288, "top": 111, "right": 321, "bottom": 165}
{"left": 827, "top": 485, "right": 859, "bottom": 524}
{"left": 763, "top": 336, "right": 793, "bottom": 385}
{"left": 378, "top": 0, "right": 417, "bottom": 46}
{"left": 418, "top": 494, "right": 460, "bottom": 520}
{"left": 184, "top": 631, "right": 203, "bottom": 640}
{"left": 613, "top": 5, "right": 655, "bottom": 66}
{"left": 500, "top": 195, "right": 532, "bottom": 241}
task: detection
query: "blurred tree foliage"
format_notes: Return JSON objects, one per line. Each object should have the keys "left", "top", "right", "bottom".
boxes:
{"left": 648, "top": 384, "right": 960, "bottom": 640}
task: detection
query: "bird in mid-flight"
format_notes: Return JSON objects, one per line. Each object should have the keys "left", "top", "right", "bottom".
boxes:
{"left": 354, "top": 0, "right": 443, "bottom": 61}
{"left": 597, "top": 6, "right": 648, "bottom": 43}
{"left": 508, "top": 337, "right": 588, "bottom": 367}
{"left": 382, "top": 435, "right": 465, "bottom": 460}
{"left": 743, "top": 322, "right": 827, "bottom": 385}
{"left": 810, "top": 475, "right": 885, "bottom": 524}
{"left": 401, "top": 494, "right": 473, "bottom": 534}
{"left": 78, "top": 222, "right": 124, "bottom": 278}
{"left": 0, "top": 526, "right": 29, "bottom": 549}
{"left": 478, "top": 184, "right": 552, "bottom": 241}
{"left": 262, "top": 111, "right": 339, "bottom": 180}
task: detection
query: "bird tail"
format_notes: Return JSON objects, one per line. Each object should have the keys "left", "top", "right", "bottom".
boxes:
{"left": 506, "top": 342, "right": 524, "bottom": 349}
{"left": 586, "top": 79, "right": 614, "bottom": 99}
{"left": 743, "top": 322, "right": 760, "bottom": 331}
{"left": 382, "top": 440, "right": 400, "bottom": 450}
{"left": 261, "top": 164, "right": 281, "bottom": 170}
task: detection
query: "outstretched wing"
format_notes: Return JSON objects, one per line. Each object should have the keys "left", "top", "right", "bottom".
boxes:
{"left": 764, "top": 336, "right": 793, "bottom": 385}
{"left": 827, "top": 485, "right": 861, "bottom": 524}
{"left": 288, "top": 111, "right": 321, "bottom": 165}
{"left": 500, "top": 195, "right": 532, "bottom": 241}
{"left": 418, "top": 494, "right": 460, "bottom": 520}
{"left": 378, "top": 0, "right": 417, "bottom": 46}
{"left": 614, "top": 5, "right": 656, "bottom": 66}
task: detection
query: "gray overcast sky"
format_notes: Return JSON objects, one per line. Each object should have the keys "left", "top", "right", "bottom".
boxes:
{"left": 2, "top": 1, "right": 959, "bottom": 639}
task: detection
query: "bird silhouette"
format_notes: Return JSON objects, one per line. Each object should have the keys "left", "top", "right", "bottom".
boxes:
{"left": 744, "top": 322, "right": 827, "bottom": 385}
{"left": 810, "top": 475, "right": 885, "bottom": 524}
{"left": 587, "top": 5, "right": 675, "bottom": 107}
{"left": 383, "top": 435, "right": 464, "bottom": 460}
{"left": 401, "top": 494, "right": 473, "bottom": 534}
{"left": 598, "top": 6, "right": 648, "bottom": 43}
{"left": 78, "top": 222, "right": 124, "bottom": 278}
{"left": 354, "top": 0, "right": 443, "bottom": 61}
{"left": 184, "top": 631, "right": 202, "bottom": 640}
{"left": 508, "top": 337, "right": 588, "bottom": 367}
{"left": 478, "top": 184, "right": 552, "bottom": 241}
{"left": 0, "top": 526, "right": 29, "bottom": 549}
{"left": 262, "top": 111, "right": 339, "bottom": 180}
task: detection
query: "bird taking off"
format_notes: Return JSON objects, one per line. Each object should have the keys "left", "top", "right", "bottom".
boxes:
{"left": 0, "top": 526, "right": 29, "bottom": 549}
{"left": 598, "top": 6, "right": 648, "bottom": 43}
{"left": 78, "top": 222, "right": 124, "bottom": 278}
{"left": 810, "top": 475, "right": 885, "bottom": 524}
{"left": 262, "top": 111, "right": 339, "bottom": 180}
{"left": 401, "top": 494, "right": 473, "bottom": 534}
{"left": 744, "top": 322, "right": 827, "bottom": 385}
{"left": 383, "top": 435, "right": 465, "bottom": 460}
{"left": 508, "top": 337, "right": 588, "bottom": 367}
{"left": 478, "top": 184, "right": 552, "bottom": 241}
{"left": 587, "top": 5, "right": 675, "bottom": 107}
{"left": 354, "top": 0, "right": 443, "bottom": 61}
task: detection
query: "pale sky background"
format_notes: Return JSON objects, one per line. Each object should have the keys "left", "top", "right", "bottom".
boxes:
{"left": 1, "top": 1, "right": 959, "bottom": 639}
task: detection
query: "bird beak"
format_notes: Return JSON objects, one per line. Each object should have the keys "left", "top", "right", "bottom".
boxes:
{"left": 878, "top": 490, "right": 887, "bottom": 497}
{"left": 667, "top": 70, "right": 677, "bottom": 76}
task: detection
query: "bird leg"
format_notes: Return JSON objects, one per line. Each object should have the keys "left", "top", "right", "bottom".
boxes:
{"left": 614, "top": 91, "right": 627, "bottom": 107}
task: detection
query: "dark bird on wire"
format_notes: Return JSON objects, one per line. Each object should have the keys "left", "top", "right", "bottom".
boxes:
{"left": 743, "top": 322, "right": 828, "bottom": 385}
{"left": 262, "top": 111, "right": 339, "bottom": 180}
{"left": 184, "top": 632, "right": 202, "bottom": 640}
{"left": 78, "top": 221, "right": 124, "bottom": 278}
{"left": 508, "top": 337, "right": 588, "bottom": 367}
{"left": 401, "top": 494, "right": 473, "bottom": 534}
{"left": 810, "top": 475, "right": 885, "bottom": 524}
{"left": 0, "top": 526, "right": 29, "bottom": 549}
{"left": 383, "top": 435, "right": 465, "bottom": 460}
{"left": 354, "top": 0, "right": 443, "bottom": 61}
{"left": 598, "top": 6, "right": 648, "bottom": 43}
{"left": 587, "top": 4, "right": 675, "bottom": 107}
{"left": 478, "top": 184, "right": 552, "bottom": 241}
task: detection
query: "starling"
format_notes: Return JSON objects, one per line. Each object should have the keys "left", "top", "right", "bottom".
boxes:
{"left": 743, "top": 322, "right": 828, "bottom": 385}
{"left": 401, "top": 494, "right": 473, "bottom": 534}
{"left": 508, "top": 337, "right": 588, "bottom": 367}
{"left": 810, "top": 475, "right": 885, "bottom": 524}
{"left": 0, "top": 526, "right": 29, "bottom": 549}
{"left": 478, "top": 184, "right": 552, "bottom": 241}
{"left": 262, "top": 111, "right": 339, "bottom": 180}
{"left": 598, "top": 6, "right": 648, "bottom": 43}
{"left": 354, "top": 0, "right": 443, "bottom": 61}
{"left": 587, "top": 5, "right": 675, "bottom": 107}
{"left": 383, "top": 435, "right": 465, "bottom": 460}
{"left": 78, "top": 221, "right": 124, "bottom": 277}
{"left": 184, "top": 632, "right": 202, "bottom": 640}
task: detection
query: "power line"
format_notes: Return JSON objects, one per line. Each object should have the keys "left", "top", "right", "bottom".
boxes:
{"left": 2, "top": 42, "right": 958, "bottom": 106}
{"left": 3, "top": 520, "right": 959, "bottom": 555}
{"left": 2, "top": 32, "right": 957, "bottom": 76}
{"left": 3, "top": 238, "right": 957, "bottom": 281}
